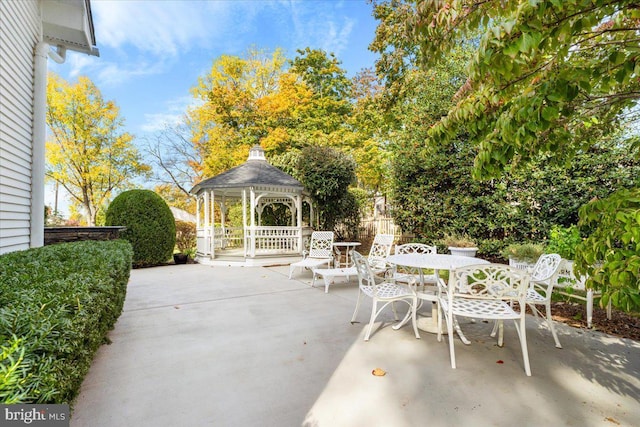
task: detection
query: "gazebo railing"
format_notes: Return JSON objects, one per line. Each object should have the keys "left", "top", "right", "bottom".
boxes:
{"left": 246, "top": 226, "right": 301, "bottom": 254}
{"left": 198, "top": 225, "right": 305, "bottom": 258}
{"left": 211, "top": 226, "right": 244, "bottom": 249}
{"left": 196, "top": 227, "right": 212, "bottom": 255}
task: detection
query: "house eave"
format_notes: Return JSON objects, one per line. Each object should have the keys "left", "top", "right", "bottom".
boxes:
{"left": 41, "top": 0, "right": 99, "bottom": 57}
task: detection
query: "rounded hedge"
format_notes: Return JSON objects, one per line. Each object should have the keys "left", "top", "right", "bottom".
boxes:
{"left": 105, "top": 189, "right": 176, "bottom": 267}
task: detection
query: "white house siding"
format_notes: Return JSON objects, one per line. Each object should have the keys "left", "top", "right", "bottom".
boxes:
{"left": 0, "top": 0, "right": 41, "bottom": 254}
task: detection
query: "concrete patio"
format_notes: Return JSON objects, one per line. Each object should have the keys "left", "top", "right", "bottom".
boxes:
{"left": 70, "top": 264, "right": 640, "bottom": 427}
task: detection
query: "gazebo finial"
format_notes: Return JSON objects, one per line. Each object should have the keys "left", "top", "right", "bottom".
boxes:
{"left": 248, "top": 145, "right": 266, "bottom": 161}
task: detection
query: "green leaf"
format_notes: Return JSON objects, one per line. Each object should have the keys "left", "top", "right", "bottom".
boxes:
{"left": 541, "top": 106, "right": 559, "bottom": 121}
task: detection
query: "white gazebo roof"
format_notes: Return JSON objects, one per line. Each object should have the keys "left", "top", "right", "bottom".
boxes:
{"left": 190, "top": 146, "right": 304, "bottom": 196}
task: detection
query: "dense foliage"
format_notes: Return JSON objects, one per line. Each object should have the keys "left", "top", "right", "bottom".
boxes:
{"left": 404, "top": 0, "right": 640, "bottom": 179}
{"left": 575, "top": 189, "right": 640, "bottom": 311}
{"left": 296, "top": 146, "right": 358, "bottom": 231}
{"left": 105, "top": 190, "right": 176, "bottom": 267}
{"left": 0, "top": 240, "right": 132, "bottom": 403}
{"left": 373, "top": 0, "right": 640, "bottom": 309}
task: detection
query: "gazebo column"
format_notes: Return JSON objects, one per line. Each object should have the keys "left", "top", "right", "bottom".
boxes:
{"left": 249, "top": 187, "right": 256, "bottom": 257}
{"left": 211, "top": 191, "right": 216, "bottom": 258}
{"left": 196, "top": 196, "right": 202, "bottom": 254}
{"left": 296, "top": 194, "right": 303, "bottom": 254}
{"left": 203, "top": 191, "right": 211, "bottom": 257}
{"left": 242, "top": 189, "right": 248, "bottom": 257}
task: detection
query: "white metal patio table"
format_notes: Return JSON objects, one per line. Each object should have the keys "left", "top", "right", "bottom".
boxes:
{"left": 332, "top": 242, "right": 361, "bottom": 268}
{"left": 387, "top": 253, "right": 490, "bottom": 338}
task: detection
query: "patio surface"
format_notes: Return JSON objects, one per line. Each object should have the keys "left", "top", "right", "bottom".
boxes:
{"left": 70, "top": 264, "right": 640, "bottom": 427}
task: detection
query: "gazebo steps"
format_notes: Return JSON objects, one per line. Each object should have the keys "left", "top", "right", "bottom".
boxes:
{"left": 196, "top": 254, "right": 302, "bottom": 267}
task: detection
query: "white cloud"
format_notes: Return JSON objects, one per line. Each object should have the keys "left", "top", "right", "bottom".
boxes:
{"left": 284, "top": 1, "right": 355, "bottom": 57}
{"left": 140, "top": 95, "right": 199, "bottom": 133}
{"left": 92, "top": 0, "right": 228, "bottom": 56}
{"left": 96, "top": 58, "right": 168, "bottom": 86}
{"left": 66, "top": 54, "right": 96, "bottom": 78}
{"left": 140, "top": 112, "right": 184, "bottom": 133}
{"left": 92, "top": 0, "right": 357, "bottom": 58}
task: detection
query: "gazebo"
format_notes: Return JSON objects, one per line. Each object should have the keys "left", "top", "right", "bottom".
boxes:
{"left": 190, "top": 145, "right": 316, "bottom": 265}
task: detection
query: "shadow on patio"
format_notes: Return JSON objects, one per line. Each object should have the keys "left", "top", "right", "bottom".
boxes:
{"left": 70, "top": 264, "right": 640, "bottom": 427}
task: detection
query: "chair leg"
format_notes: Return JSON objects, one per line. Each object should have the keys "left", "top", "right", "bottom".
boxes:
{"left": 351, "top": 290, "right": 363, "bottom": 323}
{"left": 497, "top": 320, "right": 504, "bottom": 347}
{"left": 394, "top": 305, "right": 412, "bottom": 329}
{"left": 490, "top": 320, "right": 499, "bottom": 338}
{"left": 411, "top": 296, "right": 420, "bottom": 339}
{"left": 391, "top": 301, "right": 399, "bottom": 321}
{"left": 437, "top": 303, "right": 443, "bottom": 342}
{"left": 544, "top": 301, "right": 562, "bottom": 348}
{"left": 447, "top": 311, "right": 456, "bottom": 369}
{"left": 517, "top": 316, "right": 532, "bottom": 376}
{"left": 364, "top": 300, "right": 378, "bottom": 341}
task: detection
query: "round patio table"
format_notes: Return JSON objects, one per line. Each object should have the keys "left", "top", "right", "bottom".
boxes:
{"left": 332, "top": 242, "right": 361, "bottom": 268}
{"left": 387, "top": 253, "right": 489, "bottom": 335}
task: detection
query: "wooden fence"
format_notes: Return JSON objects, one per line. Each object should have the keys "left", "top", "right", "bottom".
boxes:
{"left": 336, "top": 217, "right": 414, "bottom": 252}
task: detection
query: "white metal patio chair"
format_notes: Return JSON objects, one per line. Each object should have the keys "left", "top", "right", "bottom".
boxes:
{"left": 438, "top": 263, "right": 532, "bottom": 376}
{"left": 288, "top": 231, "right": 334, "bottom": 279}
{"left": 312, "top": 234, "right": 395, "bottom": 293}
{"left": 517, "top": 254, "right": 564, "bottom": 348}
{"left": 350, "top": 251, "right": 420, "bottom": 341}
{"left": 389, "top": 243, "right": 439, "bottom": 328}
{"left": 390, "top": 243, "right": 438, "bottom": 288}
{"left": 555, "top": 261, "right": 612, "bottom": 328}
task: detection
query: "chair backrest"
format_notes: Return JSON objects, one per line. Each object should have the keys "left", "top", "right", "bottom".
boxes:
{"left": 308, "top": 231, "right": 334, "bottom": 258}
{"left": 447, "top": 263, "right": 530, "bottom": 303}
{"left": 395, "top": 243, "right": 437, "bottom": 255}
{"left": 352, "top": 250, "right": 377, "bottom": 290}
{"left": 531, "top": 253, "right": 563, "bottom": 285}
{"left": 394, "top": 243, "right": 437, "bottom": 276}
{"left": 368, "top": 234, "right": 395, "bottom": 269}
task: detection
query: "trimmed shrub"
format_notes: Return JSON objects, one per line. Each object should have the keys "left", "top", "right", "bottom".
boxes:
{"left": 0, "top": 240, "right": 132, "bottom": 403}
{"left": 105, "top": 189, "right": 176, "bottom": 267}
{"left": 174, "top": 220, "right": 196, "bottom": 254}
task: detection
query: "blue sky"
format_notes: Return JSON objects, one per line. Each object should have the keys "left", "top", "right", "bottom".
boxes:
{"left": 49, "top": 0, "right": 380, "bottom": 136}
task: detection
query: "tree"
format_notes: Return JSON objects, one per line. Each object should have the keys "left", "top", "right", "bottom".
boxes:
{"left": 187, "top": 48, "right": 369, "bottom": 185}
{"left": 188, "top": 48, "right": 303, "bottom": 176}
{"left": 349, "top": 68, "right": 391, "bottom": 194}
{"left": 403, "top": 0, "right": 639, "bottom": 178}
{"left": 143, "top": 122, "right": 202, "bottom": 214}
{"left": 297, "top": 146, "right": 357, "bottom": 231}
{"left": 46, "top": 73, "right": 150, "bottom": 225}
{"left": 288, "top": 48, "right": 354, "bottom": 147}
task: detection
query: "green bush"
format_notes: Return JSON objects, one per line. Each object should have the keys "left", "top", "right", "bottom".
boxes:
{"left": 502, "top": 242, "right": 545, "bottom": 263}
{"left": 0, "top": 240, "right": 132, "bottom": 403}
{"left": 546, "top": 225, "right": 582, "bottom": 260}
{"left": 105, "top": 189, "right": 176, "bottom": 267}
{"left": 174, "top": 220, "right": 196, "bottom": 255}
